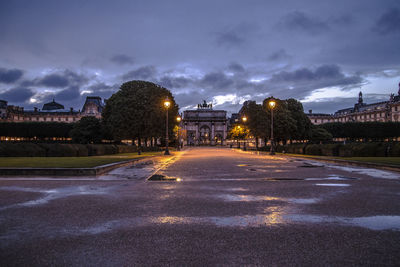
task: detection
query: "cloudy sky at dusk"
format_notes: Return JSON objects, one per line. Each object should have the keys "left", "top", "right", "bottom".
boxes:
{"left": 1, "top": 0, "right": 400, "bottom": 115}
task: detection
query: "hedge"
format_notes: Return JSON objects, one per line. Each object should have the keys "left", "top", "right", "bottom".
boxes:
{"left": 0, "top": 143, "right": 160, "bottom": 157}
{"left": 258, "top": 142, "right": 400, "bottom": 157}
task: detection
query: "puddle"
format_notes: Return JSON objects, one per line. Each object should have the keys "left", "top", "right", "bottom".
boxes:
{"left": 315, "top": 183, "right": 350, "bottom": 187}
{"left": 267, "top": 178, "right": 304, "bottom": 181}
{"left": 0, "top": 185, "right": 111, "bottom": 210}
{"left": 328, "top": 165, "right": 400, "bottom": 180}
{"left": 288, "top": 198, "right": 320, "bottom": 204}
{"left": 216, "top": 194, "right": 282, "bottom": 202}
{"left": 286, "top": 214, "right": 400, "bottom": 231}
{"left": 148, "top": 174, "right": 182, "bottom": 182}
{"left": 305, "top": 176, "right": 357, "bottom": 181}
{"left": 237, "top": 164, "right": 252, "bottom": 167}
{"left": 298, "top": 162, "right": 324, "bottom": 168}
{"left": 78, "top": 214, "right": 400, "bottom": 234}
{"left": 216, "top": 193, "right": 320, "bottom": 205}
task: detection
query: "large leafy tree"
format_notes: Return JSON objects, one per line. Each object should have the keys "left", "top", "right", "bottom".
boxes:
{"left": 239, "top": 101, "right": 269, "bottom": 148}
{"left": 102, "top": 80, "right": 179, "bottom": 145}
{"left": 262, "top": 97, "right": 296, "bottom": 144}
{"left": 70, "top": 116, "right": 102, "bottom": 144}
{"left": 286, "top": 98, "right": 312, "bottom": 142}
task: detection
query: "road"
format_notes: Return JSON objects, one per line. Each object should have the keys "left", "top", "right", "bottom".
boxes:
{"left": 0, "top": 147, "right": 400, "bottom": 266}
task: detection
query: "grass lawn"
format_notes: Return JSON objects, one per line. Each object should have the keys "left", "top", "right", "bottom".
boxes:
{"left": 0, "top": 151, "right": 163, "bottom": 168}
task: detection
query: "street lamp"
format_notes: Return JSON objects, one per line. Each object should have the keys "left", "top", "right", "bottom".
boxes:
{"left": 268, "top": 98, "right": 276, "bottom": 155}
{"left": 176, "top": 115, "right": 181, "bottom": 151}
{"left": 236, "top": 125, "right": 241, "bottom": 148}
{"left": 242, "top": 116, "right": 247, "bottom": 151}
{"left": 164, "top": 97, "right": 171, "bottom": 155}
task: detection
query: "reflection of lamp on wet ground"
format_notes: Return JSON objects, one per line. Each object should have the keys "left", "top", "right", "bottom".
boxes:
{"left": 176, "top": 115, "right": 181, "bottom": 151}
{"left": 242, "top": 116, "right": 247, "bottom": 151}
{"left": 268, "top": 98, "right": 276, "bottom": 155}
{"left": 164, "top": 97, "right": 171, "bottom": 155}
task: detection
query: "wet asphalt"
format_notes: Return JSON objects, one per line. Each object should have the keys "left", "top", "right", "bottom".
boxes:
{"left": 0, "top": 147, "right": 400, "bottom": 266}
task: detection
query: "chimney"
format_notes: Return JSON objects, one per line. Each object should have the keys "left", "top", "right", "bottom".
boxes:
{"left": 309, "top": 109, "right": 312, "bottom": 114}
{"left": 70, "top": 107, "right": 73, "bottom": 112}
{"left": 34, "top": 107, "right": 38, "bottom": 112}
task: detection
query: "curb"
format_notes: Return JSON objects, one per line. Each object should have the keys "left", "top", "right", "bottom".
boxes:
{"left": 0, "top": 157, "right": 150, "bottom": 177}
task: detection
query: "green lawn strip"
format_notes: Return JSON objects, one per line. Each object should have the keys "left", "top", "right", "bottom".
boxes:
{"left": 0, "top": 151, "right": 162, "bottom": 168}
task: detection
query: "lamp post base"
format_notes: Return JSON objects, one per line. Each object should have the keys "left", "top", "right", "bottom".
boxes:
{"left": 164, "top": 148, "right": 170, "bottom": 155}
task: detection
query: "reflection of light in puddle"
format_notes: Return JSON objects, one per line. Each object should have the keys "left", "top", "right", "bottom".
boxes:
{"left": 216, "top": 193, "right": 320, "bottom": 204}
{"left": 217, "top": 194, "right": 282, "bottom": 202}
{"left": 49, "top": 213, "right": 400, "bottom": 236}
{"left": 315, "top": 183, "right": 350, "bottom": 187}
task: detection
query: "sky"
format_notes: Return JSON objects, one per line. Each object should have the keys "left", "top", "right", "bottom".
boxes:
{"left": 1, "top": 0, "right": 400, "bottom": 115}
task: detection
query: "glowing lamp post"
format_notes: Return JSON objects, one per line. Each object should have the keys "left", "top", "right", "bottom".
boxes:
{"left": 268, "top": 99, "right": 276, "bottom": 155}
{"left": 242, "top": 116, "right": 247, "bottom": 151}
{"left": 176, "top": 116, "right": 181, "bottom": 151}
{"left": 164, "top": 97, "right": 171, "bottom": 155}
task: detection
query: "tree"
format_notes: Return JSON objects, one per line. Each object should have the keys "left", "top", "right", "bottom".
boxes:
{"left": 239, "top": 101, "right": 269, "bottom": 149}
{"left": 286, "top": 98, "right": 312, "bottom": 142}
{"left": 262, "top": 97, "right": 296, "bottom": 144}
{"left": 102, "top": 80, "right": 179, "bottom": 147}
{"left": 309, "top": 126, "right": 333, "bottom": 143}
{"left": 228, "top": 124, "right": 249, "bottom": 148}
{"left": 70, "top": 116, "right": 102, "bottom": 144}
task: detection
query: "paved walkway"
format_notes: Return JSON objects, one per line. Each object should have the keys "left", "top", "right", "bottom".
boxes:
{"left": 0, "top": 147, "right": 399, "bottom": 266}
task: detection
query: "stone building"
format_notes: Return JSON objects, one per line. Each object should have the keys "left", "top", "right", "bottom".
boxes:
{"left": 182, "top": 100, "right": 228, "bottom": 145}
{"left": 0, "top": 96, "right": 104, "bottom": 123}
{"left": 307, "top": 83, "right": 400, "bottom": 125}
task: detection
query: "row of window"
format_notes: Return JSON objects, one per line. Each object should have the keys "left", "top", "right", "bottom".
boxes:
{"left": 12, "top": 116, "right": 78, "bottom": 122}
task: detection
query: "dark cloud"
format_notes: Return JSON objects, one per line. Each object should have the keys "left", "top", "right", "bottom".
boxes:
{"left": 110, "top": 54, "right": 134, "bottom": 65}
{"left": 280, "top": 11, "right": 330, "bottom": 35}
{"left": 270, "top": 64, "right": 362, "bottom": 87}
{"left": 84, "top": 82, "right": 118, "bottom": 99}
{"left": 0, "top": 68, "right": 24, "bottom": 84}
{"left": 199, "top": 72, "right": 234, "bottom": 90}
{"left": 214, "top": 23, "right": 256, "bottom": 47}
{"left": 374, "top": 8, "right": 400, "bottom": 35}
{"left": 227, "top": 62, "right": 245, "bottom": 73}
{"left": 0, "top": 87, "right": 34, "bottom": 103}
{"left": 55, "top": 86, "right": 81, "bottom": 101}
{"left": 122, "top": 66, "right": 157, "bottom": 81}
{"left": 268, "top": 49, "right": 291, "bottom": 61}
{"left": 36, "top": 70, "right": 88, "bottom": 88}
{"left": 158, "top": 76, "right": 190, "bottom": 89}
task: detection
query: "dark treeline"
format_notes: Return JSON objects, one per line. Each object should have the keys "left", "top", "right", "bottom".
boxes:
{"left": 320, "top": 122, "right": 400, "bottom": 140}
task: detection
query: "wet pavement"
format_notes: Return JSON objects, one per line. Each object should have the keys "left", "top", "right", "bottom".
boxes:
{"left": 0, "top": 147, "right": 400, "bottom": 266}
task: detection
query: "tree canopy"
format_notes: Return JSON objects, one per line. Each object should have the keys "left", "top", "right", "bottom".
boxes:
{"left": 102, "top": 80, "right": 179, "bottom": 143}
{"left": 238, "top": 97, "right": 311, "bottom": 145}
{"left": 70, "top": 116, "right": 102, "bottom": 144}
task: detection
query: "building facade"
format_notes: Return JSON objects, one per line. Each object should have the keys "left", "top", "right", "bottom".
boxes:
{"left": 307, "top": 83, "right": 400, "bottom": 125}
{"left": 0, "top": 96, "right": 104, "bottom": 123}
{"left": 183, "top": 101, "right": 228, "bottom": 145}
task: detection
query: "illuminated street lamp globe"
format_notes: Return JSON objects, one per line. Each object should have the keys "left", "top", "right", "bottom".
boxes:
{"left": 164, "top": 98, "right": 171, "bottom": 108}
{"left": 268, "top": 100, "right": 276, "bottom": 109}
{"left": 242, "top": 116, "right": 247, "bottom": 122}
